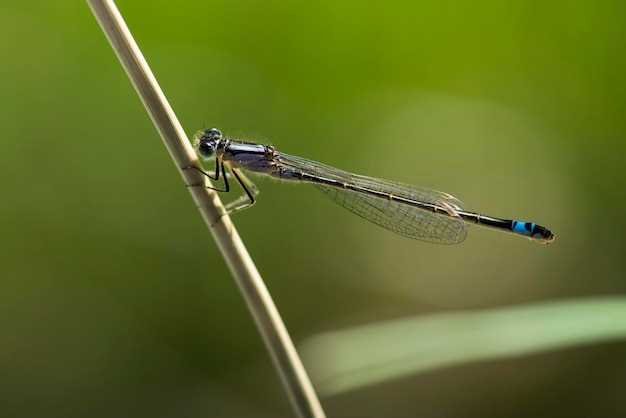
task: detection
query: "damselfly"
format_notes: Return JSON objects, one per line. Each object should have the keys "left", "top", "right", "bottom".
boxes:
{"left": 187, "top": 128, "right": 555, "bottom": 245}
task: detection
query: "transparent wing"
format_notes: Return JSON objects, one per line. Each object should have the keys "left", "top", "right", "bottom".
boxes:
{"left": 276, "top": 153, "right": 464, "bottom": 210}
{"left": 276, "top": 153, "right": 467, "bottom": 244}
{"left": 316, "top": 185, "right": 467, "bottom": 244}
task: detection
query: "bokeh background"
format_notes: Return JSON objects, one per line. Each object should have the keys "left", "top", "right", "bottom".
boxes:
{"left": 2, "top": 1, "right": 626, "bottom": 417}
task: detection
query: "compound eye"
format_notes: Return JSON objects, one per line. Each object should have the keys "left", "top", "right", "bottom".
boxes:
{"left": 205, "top": 128, "right": 223, "bottom": 141}
{"left": 198, "top": 140, "right": 214, "bottom": 158}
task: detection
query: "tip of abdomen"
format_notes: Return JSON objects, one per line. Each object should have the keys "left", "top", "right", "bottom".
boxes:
{"left": 512, "top": 220, "right": 556, "bottom": 244}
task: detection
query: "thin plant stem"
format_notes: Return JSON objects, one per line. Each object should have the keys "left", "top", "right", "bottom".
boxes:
{"left": 86, "top": 2, "right": 326, "bottom": 417}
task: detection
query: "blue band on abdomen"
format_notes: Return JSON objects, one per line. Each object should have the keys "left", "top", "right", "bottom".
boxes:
{"left": 512, "top": 220, "right": 534, "bottom": 236}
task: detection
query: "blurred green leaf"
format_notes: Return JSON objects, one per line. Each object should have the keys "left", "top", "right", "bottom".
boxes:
{"left": 301, "top": 297, "right": 626, "bottom": 396}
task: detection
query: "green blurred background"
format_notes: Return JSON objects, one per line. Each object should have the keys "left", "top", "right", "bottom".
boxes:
{"left": 2, "top": 1, "right": 625, "bottom": 417}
